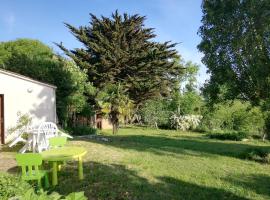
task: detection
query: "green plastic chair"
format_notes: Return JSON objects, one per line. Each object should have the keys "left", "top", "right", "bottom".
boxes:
{"left": 49, "top": 136, "right": 67, "bottom": 149}
{"left": 49, "top": 136, "right": 67, "bottom": 171}
{"left": 16, "top": 153, "right": 50, "bottom": 188}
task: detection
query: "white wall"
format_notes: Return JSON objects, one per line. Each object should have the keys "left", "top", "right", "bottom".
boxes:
{"left": 0, "top": 71, "right": 56, "bottom": 138}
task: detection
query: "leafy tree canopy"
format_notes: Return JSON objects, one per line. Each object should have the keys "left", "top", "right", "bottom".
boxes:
{"left": 0, "top": 39, "right": 92, "bottom": 127}
{"left": 198, "top": 0, "right": 270, "bottom": 105}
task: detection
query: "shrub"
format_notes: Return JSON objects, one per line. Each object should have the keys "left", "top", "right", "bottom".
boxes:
{"left": 201, "top": 100, "right": 264, "bottom": 136}
{"left": 242, "top": 148, "right": 270, "bottom": 164}
{"left": 206, "top": 130, "right": 248, "bottom": 141}
{"left": 7, "top": 112, "right": 32, "bottom": 138}
{"left": 0, "top": 172, "right": 31, "bottom": 200}
{"left": 170, "top": 114, "right": 202, "bottom": 131}
{"left": 68, "top": 125, "right": 97, "bottom": 135}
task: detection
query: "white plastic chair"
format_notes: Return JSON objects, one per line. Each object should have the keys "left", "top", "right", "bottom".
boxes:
{"left": 8, "top": 129, "right": 27, "bottom": 148}
{"left": 35, "top": 122, "right": 73, "bottom": 152}
{"left": 17, "top": 126, "right": 38, "bottom": 153}
{"left": 35, "top": 122, "right": 58, "bottom": 152}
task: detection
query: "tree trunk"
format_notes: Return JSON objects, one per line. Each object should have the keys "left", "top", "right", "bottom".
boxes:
{"left": 110, "top": 110, "right": 119, "bottom": 134}
{"left": 112, "top": 123, "right": 117, "bottom": 134}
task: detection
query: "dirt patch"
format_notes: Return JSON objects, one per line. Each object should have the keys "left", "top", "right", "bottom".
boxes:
{"left": 0, "top": 145, "right": 18, "bottom": 173}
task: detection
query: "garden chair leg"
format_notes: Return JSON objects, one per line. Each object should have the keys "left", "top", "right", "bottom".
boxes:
{"left": 52, "top": 161, "right": 58, "bottom": 186}
{"left": 78, "top": 156, "right": 83, "bottom": 180}
{"left": 44, "top": 173, "right": 50, "bottom": 188}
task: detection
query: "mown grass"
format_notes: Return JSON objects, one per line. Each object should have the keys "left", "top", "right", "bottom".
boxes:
{"left": 54, "top": 127, "right": 270, "bottom": 200}
{"left": 1, "top": 127, "right": 270, "bottom": 199}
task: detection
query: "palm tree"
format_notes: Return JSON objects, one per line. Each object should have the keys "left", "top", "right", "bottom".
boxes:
{"left": 97, "top": 84, "right": 132, "bottom": 134}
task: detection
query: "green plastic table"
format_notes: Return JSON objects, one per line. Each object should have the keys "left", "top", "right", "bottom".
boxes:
{"left": 41, "top": 146, "right": 87, "bottom": 186}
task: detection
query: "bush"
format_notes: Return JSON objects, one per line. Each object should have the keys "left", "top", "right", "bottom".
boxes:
{"left": 201, "top": 100, "right": 265, "bottom": 136}
{"left": 170, "top": 114, "right": 202, "bottom": 131}
{"left": 242, "top": 148, "right": 270, "bottom": 164}
{"left": 68, "top": 125, "right": 97, "bottom": 136}
{"left": 207, "top": 130, "right": 248, "bottom": 141}
{"left": 0, "top": 172, "right": 31, "bottom": 200}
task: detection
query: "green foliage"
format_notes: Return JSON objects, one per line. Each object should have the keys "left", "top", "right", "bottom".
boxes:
{"left": 57, "top": 10, "right": 182, "bottom": 115}
{"left": 68, "top": 125, "right": 97, "bottom": 136}
{"left": 0, "top": 39, "right": 92, "bottom": 127}
{"left": 97, "top": 84, "right": 133, "bottom": 133}
{"left": 0, "top": 39, "right": 54, "bottom": 78}
{"left": 201, "top": 100, "right": 264, "bottom": 135}
{"left": 0, "top": 172, "right": 31, "bottom": 200}
{"left": 139, "top": 91, "right": 203, "bottom": 129}
{"left": 207, "top": 130, "right": 248, "bottom": 141}
{"left": 170, "top": 91, "right": 203, "bottom": 115}
{"left": 180, "top": 61, "right": 200, "bottom": 92}
{"left": 198, "top": 0, "right": 270, "bottom": 104}
{"left": 0, "top": 172, "right": 87, "bottom": 200}
{"left": 13, "top": 188, "right": 87, "bottom": 200}
{"left": 56, "top": 60, "right": 93, "bottom": 127}
{"left": 242, "top": 148, "right": 270, "bottom": 164}
{"left": 139, "top": 98, "right": 170, "bottom": 128}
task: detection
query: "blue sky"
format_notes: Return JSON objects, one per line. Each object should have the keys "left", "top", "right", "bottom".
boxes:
{"left": 0, "top": 0, "right": 208, "bottom": 84}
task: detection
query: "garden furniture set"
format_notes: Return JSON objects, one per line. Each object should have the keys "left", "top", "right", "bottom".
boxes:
{"left": 10, "top": 122, "right": 87, "bottom": 187}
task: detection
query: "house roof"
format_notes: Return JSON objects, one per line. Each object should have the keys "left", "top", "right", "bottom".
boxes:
{"left": 0, "top": 68, "right": 57, "bottom": 89}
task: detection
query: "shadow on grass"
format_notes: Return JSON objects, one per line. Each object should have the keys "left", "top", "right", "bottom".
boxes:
{"left": 74, "top": 134, "right": 270, "bottom": 159}
{"left": 54, "top": 161, "right": 249, "bottom": 200}
{"left": 223, "top": 174, "right": 270, "bottom": 198}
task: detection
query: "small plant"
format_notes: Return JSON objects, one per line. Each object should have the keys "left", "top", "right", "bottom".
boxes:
{"left": 7, "top": 112, "right": 32, "bottom": 136}
{"left": 207, "top": 130, "right": 248, "bottom": 141}
{"left": 0, "top": 172, "right": 87, "bottom": 200}
{"left": 0, "top": 172, "right": 31, "bottom": 200}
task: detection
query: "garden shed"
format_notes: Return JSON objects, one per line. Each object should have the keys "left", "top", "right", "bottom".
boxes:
{"left": 0, "top": 69, "right": 57, "bottom": 144}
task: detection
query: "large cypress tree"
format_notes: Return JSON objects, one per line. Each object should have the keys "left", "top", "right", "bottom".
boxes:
{"left": 57, "top": 11, "right": 182, "bottom": 133}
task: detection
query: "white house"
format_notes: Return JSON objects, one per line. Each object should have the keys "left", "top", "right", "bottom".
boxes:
{"left": 0, "top": 69, "right": 57, "bottom": 144}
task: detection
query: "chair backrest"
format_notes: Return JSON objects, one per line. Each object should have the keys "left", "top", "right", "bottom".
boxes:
{"left": 16, "top": 153, "right": 42, "bottom": 177}
{"left": 38, "top": 122, "right": 58, "bottom": 137}
{"left": 37, "top": 122, "right": 59, "bottom": 152}
{"left": 49, "top": 136, "right": 67, "bottom": 148}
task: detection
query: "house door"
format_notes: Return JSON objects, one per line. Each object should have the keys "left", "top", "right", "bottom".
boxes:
{"left": 0, "top": 95, "right": 4, "bottom": 144}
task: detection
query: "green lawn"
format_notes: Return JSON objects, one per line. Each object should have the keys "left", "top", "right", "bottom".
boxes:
{"left": 55, "top": 127, "right": 270, "bottom": 200}
{"left": 2, "top": 127, "right": 270, "bottom": 199}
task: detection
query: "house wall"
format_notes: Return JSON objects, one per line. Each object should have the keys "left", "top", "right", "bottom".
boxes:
{"left": 101, "top": 118, "right": 113, "bottom": 129}
{"left": 0, "top": 71, "right": 56, "bottom": 139}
